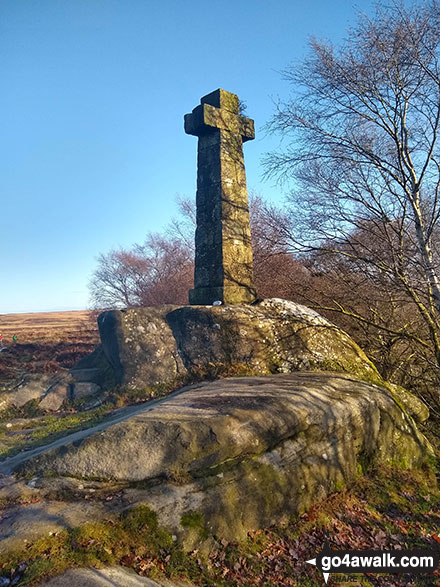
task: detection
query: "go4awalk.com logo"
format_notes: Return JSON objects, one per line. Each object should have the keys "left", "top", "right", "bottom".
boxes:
{"left": 307, "top": 543, "right": 439, "bottom": 583}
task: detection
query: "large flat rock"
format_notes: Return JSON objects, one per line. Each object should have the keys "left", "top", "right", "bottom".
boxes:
{"left": 19, "top": 372, "right": 432, "bottom": 543}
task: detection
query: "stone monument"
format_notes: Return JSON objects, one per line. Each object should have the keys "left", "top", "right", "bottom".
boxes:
{"left": 185, "top": 88, "right": 257, "bottom": 305}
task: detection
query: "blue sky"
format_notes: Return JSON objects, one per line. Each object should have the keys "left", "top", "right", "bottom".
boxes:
{"left": 0, "top": 0, "right": 377, "bottom": 313}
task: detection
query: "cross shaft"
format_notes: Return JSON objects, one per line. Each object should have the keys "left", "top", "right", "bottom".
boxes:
{"left": 185, "top": 89, "right": 257, "bottom": 305}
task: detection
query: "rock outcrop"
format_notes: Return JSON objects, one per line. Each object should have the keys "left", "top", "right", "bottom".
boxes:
{"left": 43, "top": 567, "right": 192, "bottom": 586}
{"left": 74, "top": 298, "right": 380, "bottom": 392}
{"left": 0, "top": 372, "right": 74, "bottom": 413}
{"left": 7, "top": 299, "right": 432, "bottom": 551}
{"left": 20, "top": 372, "right": 432, "bottom": 544}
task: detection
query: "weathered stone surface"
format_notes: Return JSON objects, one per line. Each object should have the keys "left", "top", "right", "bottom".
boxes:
{"left": 0, "top": 372, "right": 73, "bottom": 412}
{"left": 39, "top": 388, "right": 66, "bottom": 411}
{"left": 71, "top": 382, "right": 101, "bottom": 400}
{"left": 0, "top": 499, "right": 111, "bottom": 555}
{"left": 185, "top": 89, "right": 256, "bottom": 305}
{"left": 42, "top": 567, "right": 193, "bottom": 586}
{"left": 20, "top": 372, "right": 432, "bottom": 543}
{"left": 70, "top": 345, "right": 116, "bottom": 388}
{"left": 0, "top": 348, "right": 111, "bottom": 412}
{"left": 0, "top": 374, "right": 53, "bottom": 409}
{"left": 39, "top": 374, "right": 74, "bottom": 411}
{"left": 0, "top": 389, "right": 188, "bottom": 477}
{"left": 97, "top": 305, "right": 184, "bottom": 388}
{"left": 91, "top": 298, "right": 381, "bottom": 389}
{"left": 387, "top": 382, "right": 430, "bottom": 423}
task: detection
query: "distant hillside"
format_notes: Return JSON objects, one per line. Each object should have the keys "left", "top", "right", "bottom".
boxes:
{"left": 0, "top": 310, "right": 99, "bottom": 344}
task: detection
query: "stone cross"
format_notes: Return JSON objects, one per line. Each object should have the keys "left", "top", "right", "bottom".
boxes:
{"left": 185, "top": 88, "right": 257, "bottom": 305}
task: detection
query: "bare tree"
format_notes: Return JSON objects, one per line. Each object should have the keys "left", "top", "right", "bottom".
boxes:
{"left": 264, "top": 1, "right": 440, "bottom": 388}
{"left": 250, "top": 192, "right": 310, "bottom": 299}
{"left": 89, "top": 249, "right": 146, "bottom": 309}
{"left": 89, "top": 234, "right": 193, "bottom": 309}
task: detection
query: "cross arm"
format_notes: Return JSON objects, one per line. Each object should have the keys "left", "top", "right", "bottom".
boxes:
{"left": 184, "top": 103, "right": 255, "bottom": 142}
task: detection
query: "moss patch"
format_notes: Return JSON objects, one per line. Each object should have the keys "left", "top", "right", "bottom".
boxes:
{"left": 0, "top": 505, "right": 194, "bottom": 585}
{"left": 1, "top": 466, "right": 438, "bottom": 586}
{"left": 0, "top": 406, "right": 110, "bottom": 460}
{"left": 180, "top": 510, "right": 209, "bottom": 541}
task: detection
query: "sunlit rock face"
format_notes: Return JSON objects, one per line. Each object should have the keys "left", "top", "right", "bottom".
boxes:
{"left": 77, "top": 298, "right": 380, "bottom": 390}
{"left": 21, "top": 296, "right": 432, "bottom": 548}
{"left": 20, "top": 372, "right": 432, "bottom": 545}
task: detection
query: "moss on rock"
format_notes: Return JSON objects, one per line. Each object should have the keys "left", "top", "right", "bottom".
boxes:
{"left": 85, "top": 299, "right": 381, "bottom": 390}
{"left": 18, "top": 372, "right": 433, "bottom": 545}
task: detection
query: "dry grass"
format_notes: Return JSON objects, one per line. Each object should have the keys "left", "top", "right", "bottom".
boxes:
{"left": 0, "top": 311, "right": 104, "bottom": 454}
{"left": 0, "top": 310, "right": 99, "bottom": 345}
{"left": 0, "top": 311, "right": 99, "bottom": 389}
